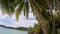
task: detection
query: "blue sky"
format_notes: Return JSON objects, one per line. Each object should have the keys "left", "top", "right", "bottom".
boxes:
{"left": 0, "top": 5, "right": 38, "bottom": 28}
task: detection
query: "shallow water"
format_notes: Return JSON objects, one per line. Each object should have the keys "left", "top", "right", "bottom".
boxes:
{"left": 0, "top": 27, "right": 28, "bottom": 34}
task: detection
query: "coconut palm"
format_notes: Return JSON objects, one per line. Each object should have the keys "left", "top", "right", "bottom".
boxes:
{"left": 0, "top": 0, "right": 59, "bottom": 34}
{"left": 0, "top": 0, "right": 48, "bottom": 34}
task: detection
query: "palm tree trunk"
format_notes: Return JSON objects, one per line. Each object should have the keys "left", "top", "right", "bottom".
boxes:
{"left": 52, "top": 15, "right": 56, "bottom": 34}
{"left": 51, "top": 9, "right": 56, "bottom": 34}
{"left": 34, "top": 8, "right": 48, "bottom": 34}
{"left": 47, "top": 0, "right": 56, "bottom": 34}
{"left": 50, "top": 6, "right": 56, "bottom": 34}
{"left": 30, "top": 0, "right": 48, "bottom": 34}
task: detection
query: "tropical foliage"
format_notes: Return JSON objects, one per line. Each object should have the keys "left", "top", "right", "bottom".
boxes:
{"left": 0, "top": 0, "right": 60, "bottom": 34}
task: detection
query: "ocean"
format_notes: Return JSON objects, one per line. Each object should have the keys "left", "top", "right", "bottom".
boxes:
{"left": 0, "top": 27, "right": 28, "bottom": 34}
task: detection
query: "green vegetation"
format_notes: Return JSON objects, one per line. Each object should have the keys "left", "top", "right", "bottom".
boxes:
{"left": 0, "top": 0, "right": 60, "bottom": 34}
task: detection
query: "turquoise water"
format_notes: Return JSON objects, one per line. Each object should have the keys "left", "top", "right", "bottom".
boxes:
{"left": 0, "top": 27, "right": 28, "bottom": 34}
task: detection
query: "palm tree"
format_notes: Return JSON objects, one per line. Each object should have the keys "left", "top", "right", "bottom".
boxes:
{"left": 0, "top": 0, "right": 59, "bottom": 34}
{"left": 0, "top": 0, "right": 48, "bottom": 34}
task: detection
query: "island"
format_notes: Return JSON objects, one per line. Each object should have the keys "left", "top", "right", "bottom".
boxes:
{"left": 0, "top": 25, "right": 28, "bottom": 31}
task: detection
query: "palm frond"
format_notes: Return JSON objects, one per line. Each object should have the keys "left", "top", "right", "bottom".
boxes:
{"left": 9, "top": 6, "right": 15, "bottom": 15}
{"left": 12, "top": 0, "right": 22, "bottom": 8}
{"left": 1, "top": 0, "right": 15, "bottom": 15}
{"left": 1, "top": 0, "right": 9, "bottom": 14}
{"left": 24, "top": 1, "right": 29, "bottom": 19}
{"left": 15, "top": 1, "right": 24, "bottom": 21}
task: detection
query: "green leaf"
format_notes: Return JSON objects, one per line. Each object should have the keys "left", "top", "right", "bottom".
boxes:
{"left": 24, "top": 2, "right": 29, "bottom": 19}
{"left": 15, "top": 1, "right": 24, "bottom": 21}
{"left": 12, "top": 0, "right": 22, "bottom": 8}
{"left": 1, "top": 0, "right": 15, "bottom": 15}
{"left": 1, "top": 0, "right": 9, "bottom": 14}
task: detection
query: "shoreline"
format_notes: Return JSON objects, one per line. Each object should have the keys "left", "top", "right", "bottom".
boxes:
{"left": 0, "top": 25, "right": 28, "bottom": 31}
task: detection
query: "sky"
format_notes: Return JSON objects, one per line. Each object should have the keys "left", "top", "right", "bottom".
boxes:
{"left": 0, "top": 5, "right": 38, "bottom": 28}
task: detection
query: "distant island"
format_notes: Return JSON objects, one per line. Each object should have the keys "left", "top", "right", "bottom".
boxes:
{"left": 0, "top": 25, "right": 28, "bottom": 31}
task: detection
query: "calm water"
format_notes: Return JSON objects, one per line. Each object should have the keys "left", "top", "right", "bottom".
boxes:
{"left": 0, "top": 27, "right": 28, "bottom": 34}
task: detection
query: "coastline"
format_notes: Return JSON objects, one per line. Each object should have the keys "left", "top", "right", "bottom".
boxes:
{"left": 0, "top": 25, "right": 28, "bottom": 31}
